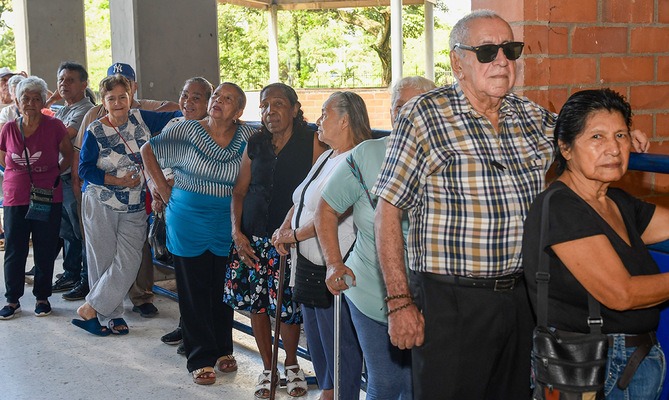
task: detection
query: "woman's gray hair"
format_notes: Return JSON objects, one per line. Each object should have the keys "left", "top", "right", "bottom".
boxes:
{"left": 389, "top": 76, "right": 437, "bottom": 107}
{"left": 449, "top": 9, "right": 502, "bottom": 53}
{"left": 221, "top": 82, "right": 247, "bottom": 112}
{"left": 184, "top": 76, "right": 214, "bottom": 101}
{"left": 327, "top": 91, "right": 372, "bottom": 146}
{"left": 8, "top": 75, "right": 26, "bottom": 96}
{"left": 16, "top": 76, "right": 49, "bottom": 104}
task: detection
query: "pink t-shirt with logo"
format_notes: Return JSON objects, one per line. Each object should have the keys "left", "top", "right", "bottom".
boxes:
{"left": 0, "top": 115, "right": 67, "bottom": 206}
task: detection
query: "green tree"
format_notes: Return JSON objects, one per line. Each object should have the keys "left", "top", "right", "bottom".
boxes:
{"left": 278, "top": 10, "right": 341, "bottom": 87}
{"left": 0, "top": 0, "right": 16, "bottom": 69}
{"left": 85, "top": 0, "right": 112, "bottom": 89}
{"left": 332, "top": 4, "right": 448, "bottom": 86}
{"left": 218, "top": 5, "right": 269, "bottom": 90}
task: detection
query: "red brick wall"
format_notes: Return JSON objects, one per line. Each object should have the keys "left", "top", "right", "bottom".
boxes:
{"left": 474, "top": 0, "right": 669, "bottom": 205}
{"left": 297, "top": 89, "right": 393, "bottom": 131}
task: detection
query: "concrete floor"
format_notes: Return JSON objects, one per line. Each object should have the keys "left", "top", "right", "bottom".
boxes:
{"left": 0, "top": 246, "right": 365, "bottom": 400}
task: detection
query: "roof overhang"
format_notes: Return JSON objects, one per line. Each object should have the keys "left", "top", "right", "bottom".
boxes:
{"left": 220, "top": 0, "right": 436, "bottom": 11}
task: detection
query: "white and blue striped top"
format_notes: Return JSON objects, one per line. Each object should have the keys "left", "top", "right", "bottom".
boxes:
{"left": 150, "top": 119, "right": 254, "bottom": 197}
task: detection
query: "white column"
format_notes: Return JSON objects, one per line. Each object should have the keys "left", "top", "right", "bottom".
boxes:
{"left": 424, "top": 0, "right": 435, "bottom": 81}
{"left": 391, "top": 0, "right": 403, "bottom": 84}
{"left": 109, "top": 0, "right": 219, "bottom": 101}
{"left": 268, "top": 4, "right": 280, "bottom": 83}
{"left": 12, "top": 0, "right": 87, "bottom": 89}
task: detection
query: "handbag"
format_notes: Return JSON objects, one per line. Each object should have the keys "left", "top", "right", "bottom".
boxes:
{"left": 293, "top": 253, "right": 332, "bottom": 308}
{"left": 148, "top": 211, "right": 172, "bottom": 263}
{"left": 531, "top": 186, "right": 608, "bottom": 400}
{"left": 18, "top": 117, "right": 58, "bottom": 222}
{"left": 291, "top": 150, "right": 338, "bottom": 308}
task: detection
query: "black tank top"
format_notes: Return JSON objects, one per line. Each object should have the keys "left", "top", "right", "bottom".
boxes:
{"left": 241, "top": 124, "right": 317, "bottom": 237}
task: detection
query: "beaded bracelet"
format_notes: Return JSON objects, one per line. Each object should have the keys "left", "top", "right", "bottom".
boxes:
{"left": 293, "top": 229, "right": 299, "bottom": 242}
{"left": 386, "top": 301, "right": 414, "bottom": 316}
{"left": 384, "top": 293, "right": 413, "bottom": 302}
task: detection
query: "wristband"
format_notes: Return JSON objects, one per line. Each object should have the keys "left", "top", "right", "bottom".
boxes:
{"left": 386, "top": 301, "right": 414, "bottom": 316}
{"left": 293, "top": 229, "right": 299, "bottom": 242}
{"left": 384, "top": 293, "right": 413, "bottom": 302}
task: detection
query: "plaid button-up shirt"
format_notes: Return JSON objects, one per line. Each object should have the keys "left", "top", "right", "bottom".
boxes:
{"left": 373, "top": 83, "right": 555, "bottom": 277}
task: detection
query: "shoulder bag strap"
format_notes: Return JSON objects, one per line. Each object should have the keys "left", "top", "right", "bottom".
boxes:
{"left": 18, "top": 117, "right": 60, "bottom": 189}
{"left": 17, "top": 117, "right": 35, "bottom": 185}
{"left": 535, "top": 186, "right": 602, "bottom": 333}
{"left": 294, "top": 149, "right": 334, "bottom": 229}
{"left": 346, "top": 153, "right": 376, "bottom": 209}
{"left": 294, "top": 149, "right": 334, "bottom": 254}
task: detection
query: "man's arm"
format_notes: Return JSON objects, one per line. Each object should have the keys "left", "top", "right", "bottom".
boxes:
{"left": 375, "top": 198, "right": 424, "bottom": 350}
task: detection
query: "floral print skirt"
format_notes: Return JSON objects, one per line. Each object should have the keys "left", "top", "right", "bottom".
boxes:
{"left": 223, "top": 235, "right": 302, "bottom": 324}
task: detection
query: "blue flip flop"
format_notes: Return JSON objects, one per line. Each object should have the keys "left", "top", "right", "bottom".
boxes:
{"left": 108, "top": 318, "right": 129, "bottom": 335}
{"left": 72, "top": 318, "right": 111, "bottom": 336}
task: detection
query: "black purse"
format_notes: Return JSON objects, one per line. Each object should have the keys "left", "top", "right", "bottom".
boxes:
{"left": 531, "top": 187, "right": 608, "bottom": 400}
{"left": 148, "top": 211, "right": 172, "bottom": 263}
{"left": 292, "top": 150, "right": 335, "bottom": 308}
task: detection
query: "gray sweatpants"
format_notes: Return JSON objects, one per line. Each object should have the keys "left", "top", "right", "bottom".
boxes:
{"left": 81, "top": 193, "right": 147, "bottom": 325}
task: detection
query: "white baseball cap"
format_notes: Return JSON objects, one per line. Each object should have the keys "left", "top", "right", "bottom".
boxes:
{"left": 0, "top": 67, "right": 17, "bottom": 78}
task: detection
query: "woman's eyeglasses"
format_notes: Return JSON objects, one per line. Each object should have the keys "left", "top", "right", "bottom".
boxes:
{"left": 453, "top": 42, "right": 525, "bottom": 63}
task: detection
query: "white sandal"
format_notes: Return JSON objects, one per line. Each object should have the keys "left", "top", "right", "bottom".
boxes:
{"left": 285, "top": 364, "right": 308, "bottom": 397}
{"left": 255, "top": 370, "right": 273, "bottom": 399}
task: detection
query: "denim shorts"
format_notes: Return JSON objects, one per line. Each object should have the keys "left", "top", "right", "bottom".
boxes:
{"left": 604, "top": 334, "right": 665, "bottom": 400}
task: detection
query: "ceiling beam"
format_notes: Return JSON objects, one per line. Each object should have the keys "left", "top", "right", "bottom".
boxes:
{"left": 220, "top": 0, "right": 436, "bottom": 11}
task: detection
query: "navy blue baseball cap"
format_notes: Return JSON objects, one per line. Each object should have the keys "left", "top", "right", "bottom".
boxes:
{"left": 107, "top": 63, "right": 136, "bottom": 81}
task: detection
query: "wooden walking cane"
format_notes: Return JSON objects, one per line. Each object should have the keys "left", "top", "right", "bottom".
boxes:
{"left": 269, "top": 254, "right": 287, "bottom": 400}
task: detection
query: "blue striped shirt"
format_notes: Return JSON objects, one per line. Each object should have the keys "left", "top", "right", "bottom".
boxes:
{"left": 149, "top": 120, "right": 254, "bottom": 197}
{"left": 372, "top": 82, "right": 556, "bottom": 277}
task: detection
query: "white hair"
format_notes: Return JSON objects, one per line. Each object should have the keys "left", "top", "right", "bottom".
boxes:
{"left": 449, "top": 9, "right": 504, "bottom": 52}
{"left": 16, "top": 76, "right": 48, "bottom": 104}
{"left": 390, "top": 76, "right": 437, "bottom": 107}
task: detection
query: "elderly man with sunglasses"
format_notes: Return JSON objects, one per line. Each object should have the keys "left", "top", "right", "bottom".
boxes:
{"left": 373, "top": 10, "right": 648, "bottom": 400}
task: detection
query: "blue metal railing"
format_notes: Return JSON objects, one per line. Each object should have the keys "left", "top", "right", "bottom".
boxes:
{"left": 628, "top": 152, "right": 669, "bottom": 399}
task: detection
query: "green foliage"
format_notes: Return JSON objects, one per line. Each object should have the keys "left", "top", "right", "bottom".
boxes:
{"left": 85, "top": 0, "right": 112, "bottom": 90}
{"left": 218, "top": 5, "right": 269, "bottom": 90}
{"left": 0, "top": 0, "right": 15, "bottom": 69}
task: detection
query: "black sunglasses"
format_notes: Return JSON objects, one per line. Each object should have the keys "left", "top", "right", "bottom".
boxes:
{"left": 454, "top": 42, "right": 525, "bottom": 63}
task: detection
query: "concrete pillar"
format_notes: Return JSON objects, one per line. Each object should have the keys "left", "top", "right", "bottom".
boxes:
{"left": 391, "top": 0, "right": 403, "bottom": 84}
{"left": 109, "top": 0, "right": 219, "bottom": 101}
{"left": 268, "top": 5, "right": 280, "bottom": 83}
{"left": 12, "top": 0, "right": 87, "bottom": 90}
{"left": 424, "top": 1, "right": 435, "bottom": 81}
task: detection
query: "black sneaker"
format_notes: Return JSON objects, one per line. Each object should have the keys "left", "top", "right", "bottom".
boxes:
{"left": 25, "top": 266, "right": 35, "bottom": 276}
{"left": 62, "top": 281, "right": 89, "bottom": 301}
{"left": 132, "top": 303, "right": 158, "bottom": 318}
{"left": 52, "top": 275, "right": 77, "bottom": 293}
{"left": 34, "top": 301, "right": 51, "bottom": 317}
{"left": 177, "top": 343, "right": 186, "bottom": 355}
{"left": 161, "top": 327, "right": 183, "bottom": 345}
{"left": 0, "top": 303, "right": 21, "bottom": 320}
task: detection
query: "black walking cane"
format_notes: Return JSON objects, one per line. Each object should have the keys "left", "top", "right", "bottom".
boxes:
{"left": 269, "top": 254, "right": 287, "bottom": 400}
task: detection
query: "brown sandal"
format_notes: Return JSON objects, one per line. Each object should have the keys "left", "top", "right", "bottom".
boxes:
{"left": 216, "top": 354, "right": 238, "bottom": 373}
{"left": 192, "top": 367, "right": 216, "bottom": 385}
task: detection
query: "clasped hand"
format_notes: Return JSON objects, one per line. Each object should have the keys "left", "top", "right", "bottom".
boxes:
{"left": 325, "top": 263, "right": 356, "bottom": 295}
{"left": 271, "top": 227, "right": 295, "bottom": 256}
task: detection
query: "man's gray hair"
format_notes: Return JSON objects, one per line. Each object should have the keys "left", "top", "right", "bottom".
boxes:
{"left": 390, "top": 76, "right": 437, "bottom": 107}
{"left": 16, "top": 76, "right": 49, "bottom": 104}
{"left": 449, "top": 9, "right": 503, "bottom": 53}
